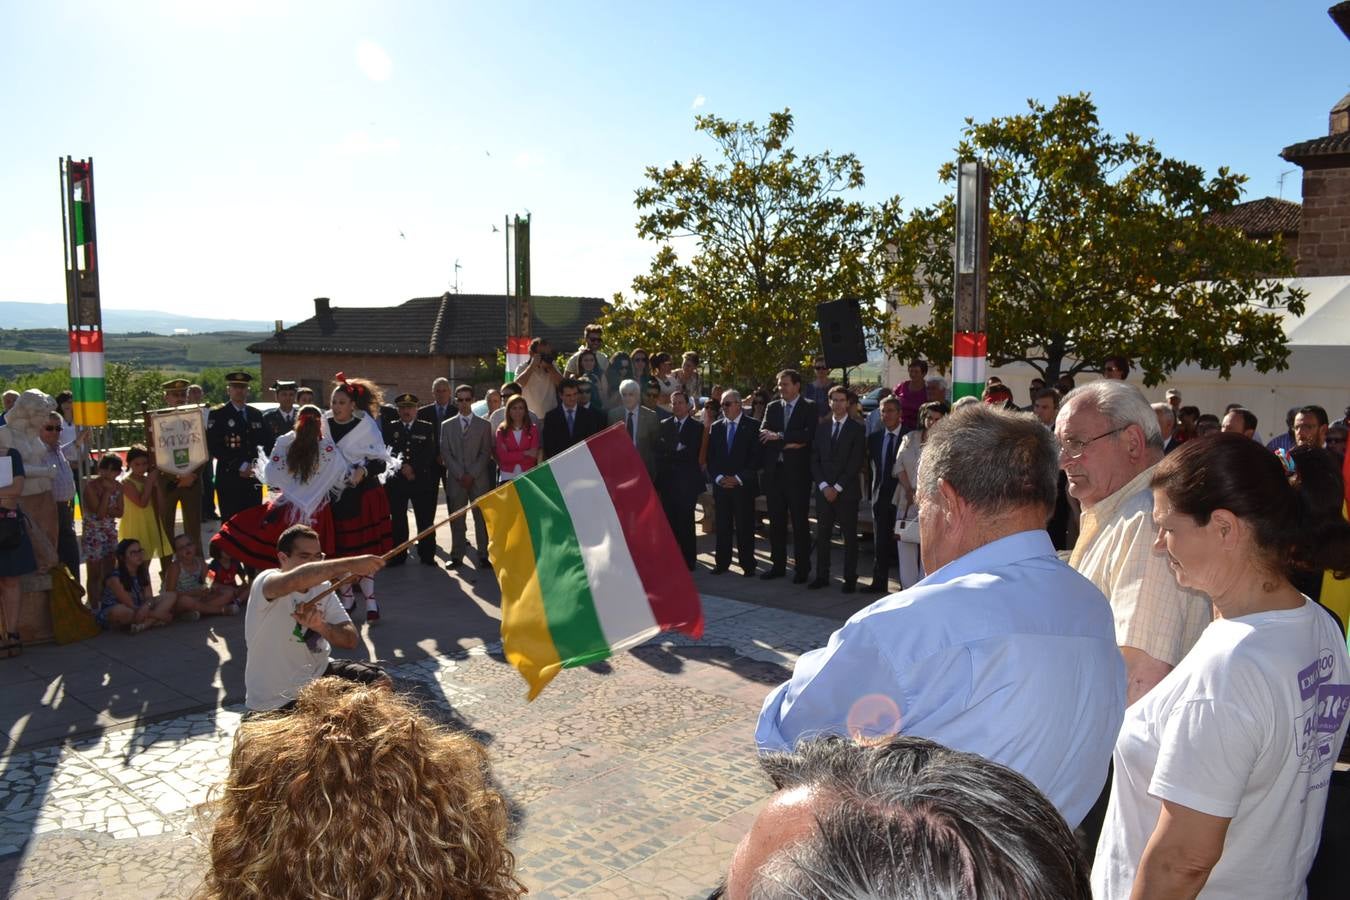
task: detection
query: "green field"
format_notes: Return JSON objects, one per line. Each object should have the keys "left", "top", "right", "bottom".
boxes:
{"left": 0, "top": 328, "right": 266, "bottom": 377}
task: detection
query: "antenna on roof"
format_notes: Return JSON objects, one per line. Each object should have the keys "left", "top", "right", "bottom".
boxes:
{"left": 1277, "top": 168, "right": 1297, "bottom": 200}
{"left": 452, "top": 259, "right": 462, "bottom": 294}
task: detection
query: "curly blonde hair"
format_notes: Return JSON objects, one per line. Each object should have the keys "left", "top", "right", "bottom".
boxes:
{"left": 200, "top": 679, "right": 522, "bottom": 900}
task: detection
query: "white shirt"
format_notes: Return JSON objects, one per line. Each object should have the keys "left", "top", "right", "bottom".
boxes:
{"left": 1092, "top": 600, "right": 1350, "bottom": 898}
{"left": 244, "top": 570, "right": 352, "bottom": 711}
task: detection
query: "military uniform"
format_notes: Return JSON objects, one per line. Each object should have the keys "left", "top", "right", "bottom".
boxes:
{"left": 207, "top": 372, "right": 267, "bottom": 521}
{"left": 383, "top": 394, "right": 440, "bottom": 565}
{"left": 261, "top": 379, "right": 300, "bottom": 455}
{"left": 154, "top": 378, "right": 204, "bottom": 551}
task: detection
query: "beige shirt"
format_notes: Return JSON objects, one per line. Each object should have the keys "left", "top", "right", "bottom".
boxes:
{"left": 1069, "top": 464, "right": 1212, "bottom": 666}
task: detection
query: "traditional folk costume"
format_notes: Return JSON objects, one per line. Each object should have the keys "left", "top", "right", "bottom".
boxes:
{"left": 326, "top": 409, "right": 394, "bottom": 618}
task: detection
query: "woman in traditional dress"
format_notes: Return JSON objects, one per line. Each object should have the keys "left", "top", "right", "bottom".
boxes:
{"left": 325, "top": 375, "right": 394, "bottom": 621}
{"left": 212, "top": 404, "right": 345, "bottom": 571}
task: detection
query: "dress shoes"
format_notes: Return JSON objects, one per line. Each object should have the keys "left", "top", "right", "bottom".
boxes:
{"left": 807, "top": 577, "right": 830, "bottom": 590}
{"left": 711, "top": 565, "right": 729, "bottom": 575}
{"left": 419, "top": 556, "right": 437, "bottom": 566}
{"left": 760, "top": 568, "right": 786, "bottom": 581}
{"left": 860, "top": 581, "right": 888, "bottom": 594}
{"left": 741, "top": 567, "right": 758, "bottom": 578}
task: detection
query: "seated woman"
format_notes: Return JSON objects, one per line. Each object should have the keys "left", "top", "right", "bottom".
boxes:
{"left": 203, "top": 678, "right": 523, "bottom": 899}
{"left": 94, "top": 539, "right": 176, "bottom": 634}
{"left": 1092, "top": 433, "right": 1350, "bottom": 898}
{"left": 161, "top": 533, "right": 240, "bottom": 616}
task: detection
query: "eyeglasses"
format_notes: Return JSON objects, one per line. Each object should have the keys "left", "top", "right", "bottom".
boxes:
{"left": 721, "top": 401, "right": 738, "bottom": 408}
{"left": 1058, "top": 426, "right": 1126, "bottom": 459}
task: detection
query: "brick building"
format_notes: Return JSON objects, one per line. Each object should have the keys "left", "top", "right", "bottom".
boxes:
{"left": 1207, "top": 196, "right": 1301, "bottom": 269}
{"left": 248, "top": 294, "right": 607, "bottom": 401}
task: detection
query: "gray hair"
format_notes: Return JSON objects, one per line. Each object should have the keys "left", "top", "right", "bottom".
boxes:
{"left": 916, "top": 404, "right": 1057, "bottom": 516}
{"left": 1150, "top": 401, "right": 1176, "bottom": 426}
{"left": 722, "top": 389, "right": 742, "bottom": 405}
{"left": 951, "top": 395, "right": 979, "bottom": 410}
{"left": 1060, "top": 381, "right": 1162, "bottom": 450}
{"left": 750, "top": 736, "right": 1090, "bottom": 900}
{"left": 618, "top": 378, "right": 640, "bottom": 397}
{"left": 431, "top": 377, "right": 450, "bottom": 389}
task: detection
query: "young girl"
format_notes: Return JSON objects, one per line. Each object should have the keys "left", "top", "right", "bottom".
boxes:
{"left": 118, "top": 446, "right": 172, "bottom": 588}
{"left": 206, "top": 537, "right": 245, "bottom": 601}
{"left": 80, "top": 454, "right": 124, "bottom": 595}
{"left": 95, "top": 539, "right": 176, "bottom": 633}
{"left": 162, "top": 533, "right": 241, "bottom": 616}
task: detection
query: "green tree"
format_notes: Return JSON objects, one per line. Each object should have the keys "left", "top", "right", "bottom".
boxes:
{"left": 884, "top": 94, "right": 1304, "bottom": 385}
{"left": 603, "top": 110, "right": 897, "bottom": 384}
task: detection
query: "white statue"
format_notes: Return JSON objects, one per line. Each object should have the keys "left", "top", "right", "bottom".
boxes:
{"left": 5, "top": 390, "right": 59, "bottom": 496}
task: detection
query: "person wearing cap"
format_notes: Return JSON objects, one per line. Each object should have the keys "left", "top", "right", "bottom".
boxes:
{"left": 208, "top": 372, "right": 267, "bottom": 522}
{"left": 154, "top": 378, "right": 205, "bottom": 564}
{"left": 382, "top": 394, "right": 439, "bottom": 566}
{"left": 262, "top": 380, "right": 300, "bottom": 455}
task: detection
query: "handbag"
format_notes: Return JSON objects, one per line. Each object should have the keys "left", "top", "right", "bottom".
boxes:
{"left": 50, "top": 563, "right": 100, "bottom": 644}
{"left": 894, "top": 505, "right": 920, "bottom": 544}
{"left": 0, "top": 508, "right": 24, "bottom": 552}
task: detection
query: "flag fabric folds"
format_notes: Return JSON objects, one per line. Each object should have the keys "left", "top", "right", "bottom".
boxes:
{"left": 68, "top": 328, "right": 107, "bottom": 426}
{"left": 952, "top": 331, "right": 988, "bottom": 401}
{"left": 505, "top": 335, "right": 531, "bottom": 382}
{"left": 478, "top": 424, "right": 704, "bottom": 698}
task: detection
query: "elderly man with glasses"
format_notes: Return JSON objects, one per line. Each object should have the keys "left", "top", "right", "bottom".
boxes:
{"left": 1057, "top": 381, "right": 1212, "bottom": 709}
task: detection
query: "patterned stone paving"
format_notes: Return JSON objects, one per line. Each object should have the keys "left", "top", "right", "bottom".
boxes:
{"left": 0, "top": 593, "right": 840, "bottom": 899}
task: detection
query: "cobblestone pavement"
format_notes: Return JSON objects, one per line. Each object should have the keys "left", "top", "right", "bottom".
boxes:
{"left": 0, "top": 593, "right": 841, "bottom": 899}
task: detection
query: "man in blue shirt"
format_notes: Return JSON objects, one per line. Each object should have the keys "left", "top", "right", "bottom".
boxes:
{"left": 756, "top": 403, "right": 1125, "bottom": 827}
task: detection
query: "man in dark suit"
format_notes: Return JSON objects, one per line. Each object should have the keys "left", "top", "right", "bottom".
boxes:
{"left": 809, "top": 385, "right": 866, "bottom": 593}
{"left": 657, "top": 389, "right": 706, "bottom": 570}
{"left": 206, "top": 371, "right": 267, "bottom": 521}
{"left": 418, "top": 377, "right": 456, "bottom": 509}
{"left": 542, "top": 378, "right": 604, "bottom": 458}
{"left": 383, "top": 393, "right": 440, "bottom": 566}
{"left": 706, "top": 390, "right": 760, "bottom": 577}
{"left": 261, "top": 380, "right": 299, "bottom": 455}
{"left": 863, "top": 396, "right": 903, "bottom": 593}
{"left": 758, "top": 369, "right": 816, "bottom": 584}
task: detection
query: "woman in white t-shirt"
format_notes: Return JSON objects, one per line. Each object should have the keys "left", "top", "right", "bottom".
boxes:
{"left": 1093, "top": 434, "right": 1350, "bottom": 899}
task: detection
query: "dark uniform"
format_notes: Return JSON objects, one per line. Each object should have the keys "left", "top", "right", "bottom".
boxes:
{"left": 261, "top": 379, "right": 299, "bottom": 455}
{"left": 383, "top": 394, "right": 440, "bottom": 565}
{"left": 207, "top": 372, "right": 267, "bottom": 522}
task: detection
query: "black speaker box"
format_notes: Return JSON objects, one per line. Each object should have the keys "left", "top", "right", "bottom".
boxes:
{"left": 815, "top": 298, "right": 867, "bottom": 369}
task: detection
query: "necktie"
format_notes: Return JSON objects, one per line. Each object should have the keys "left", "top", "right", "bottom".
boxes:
{"left": 784, "top": 401, "right": 793, "bottom": 424}
{"left": 462, "top": 416, "right": 470, "bottom": 435}
{"left": 832, "top": 421, "right": 841, "bottom": 445}
{"left": 628, "top": 411, "right": 637, "bottom": 444}
{"left": 567, "top": 409, "right": 575, "bottom": 435}
{"left": 883, "top": 432, "right": 895, "bottom": 474}
{"left": 726, "top": 419, "right": 736, "bottom": 451}
{"left": 437, "top": 405, "right": 445, "bottom": 421}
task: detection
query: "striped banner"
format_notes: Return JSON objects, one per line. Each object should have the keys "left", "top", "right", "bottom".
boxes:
{"left": 952, "top": 331, "right": 987, "bottom": 401}
{"left": 505, "top": 335, "right": 531, "bottom": 381}
{"left": 69, "top": 328, "right": 107, "bottom": 425}
{"left": 478, "top": 424, "right": 704, "bottom": 698}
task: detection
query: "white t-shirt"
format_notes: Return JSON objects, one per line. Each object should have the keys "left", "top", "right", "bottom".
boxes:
{"left": 1093, "top": 600, "right": 1350, "bottom": 899}
{"left": 244, "top": 569, "right": 353, "bottom": 711}
{"left": 514, "top": 361, "right": 558, "bottom": 417}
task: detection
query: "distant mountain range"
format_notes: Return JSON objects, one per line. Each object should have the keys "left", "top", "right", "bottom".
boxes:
{"left": 0, "top": 301, "right": 272, "bottom": 334}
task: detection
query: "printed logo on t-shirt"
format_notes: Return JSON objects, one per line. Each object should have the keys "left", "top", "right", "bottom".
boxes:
{"left": 1295, "top": 647, "right": 1349, "bottom": 776}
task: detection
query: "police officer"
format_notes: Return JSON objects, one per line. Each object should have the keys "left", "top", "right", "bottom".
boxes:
{"left": 383, "top": 393, "right": 440, "bottom": 566}
{"left": 207, "top": 372, "right": 266, "bottom": 522}
{"left": 261, "top": 380, "right": 300, "bottom": 454}
{"left": 154, "top": 378, "right": 204, "bottom": 559}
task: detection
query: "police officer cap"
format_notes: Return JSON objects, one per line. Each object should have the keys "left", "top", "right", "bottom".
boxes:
{"left": 161, "top": 378, "right": 190, "bottom": 392}
{"left": 394, "top": 393, "right": 420, "bottom": 407}
{"left": 270, "top": 380, "right": 298, "bottom": 392}
{"left": 225, "top": 372, "right": 253, "bottom": 385}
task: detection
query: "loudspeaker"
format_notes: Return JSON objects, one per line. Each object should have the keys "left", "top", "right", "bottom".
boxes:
{"left": 816, "top": 298, "right": 867, "bottom": 370}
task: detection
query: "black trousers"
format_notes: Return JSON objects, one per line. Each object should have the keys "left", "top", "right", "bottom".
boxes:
{"left": 712, "top": 484, "right": 756, "bottom": 572}
{"left": 814, "top": 490, "right": 860, "bottom": 583}
{"left": 216, "top": 468, "right": 261, "bottom": 522}
{"left": 386, "top": 478, "right": 438, "bottom": 562}
{"left": 661, "top": 486, "right": 699, "bottom": 569}
{"left": 201, "top": 458, "right": 217, "bottom": 517}
{"left": 870, "top": 497, "right": 897, "bottom": 583}
{"left": 765, "top": 464, "right": 812, "bottom": 575}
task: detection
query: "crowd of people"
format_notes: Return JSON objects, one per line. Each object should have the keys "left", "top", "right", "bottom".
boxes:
{"left": 4, "top": 330, "right": 1350, "bottom": 897}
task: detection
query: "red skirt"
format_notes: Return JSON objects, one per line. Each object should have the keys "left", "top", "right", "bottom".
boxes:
{"left": 332, "top": 484, "right": 394, "bottom": 558}
{"left": 212, "top": 502, "right": 337, "bottom": 571}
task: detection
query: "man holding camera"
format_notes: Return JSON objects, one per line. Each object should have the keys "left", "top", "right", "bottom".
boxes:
{"left": 515, "top": 337, "right": 561, "bottom": 417}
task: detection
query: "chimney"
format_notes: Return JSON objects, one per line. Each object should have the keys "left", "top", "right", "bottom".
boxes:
{"left": 274, "top": 319, "right": 284, "bottom": 334}
{"left": 314, "top": 297, "right": 331, "bottom": 316}
{"left": 1332, "top": 92, "right": 1350, "bottom": 136}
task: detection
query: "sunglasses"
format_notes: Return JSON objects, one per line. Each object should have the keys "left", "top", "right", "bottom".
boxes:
{"left": 721, "top": 401, "right": 738, "bottom": 408}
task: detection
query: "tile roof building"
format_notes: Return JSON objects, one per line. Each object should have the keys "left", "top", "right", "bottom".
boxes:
{"left": 248, "top": 294, "right": 607, "bottom": 401}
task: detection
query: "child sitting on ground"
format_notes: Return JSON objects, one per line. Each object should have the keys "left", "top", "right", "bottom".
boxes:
{"left": 206, "top": 538, "right": 247, "bottom": 609}
{"left": 96, "top": 538, "right": 176, "bottom": 634}
{"left": 162, "top": 533, "right": 241, "bottom": 618}
{"left": 80, "top": 454, "right": 124, "bottom": 594}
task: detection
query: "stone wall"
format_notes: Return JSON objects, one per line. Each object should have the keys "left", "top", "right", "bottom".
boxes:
{"left": 1297, "top": 164, "right": 1350, "bottom": 276}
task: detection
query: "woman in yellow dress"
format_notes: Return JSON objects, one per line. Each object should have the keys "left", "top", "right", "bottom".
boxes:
{"left": 117, "top": 445, "right": 172, "bottom": 587}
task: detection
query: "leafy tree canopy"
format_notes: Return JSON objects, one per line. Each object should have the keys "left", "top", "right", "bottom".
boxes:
{"left": 602, "top": 110, "right": 898, "bottom": 384}
{"left": 883, "top": 94, "right": 1304, "bottom": 386}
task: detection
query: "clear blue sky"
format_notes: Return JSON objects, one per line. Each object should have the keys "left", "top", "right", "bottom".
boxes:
{"left": 2, "top": 0, "right": 1345, "bottom": 325}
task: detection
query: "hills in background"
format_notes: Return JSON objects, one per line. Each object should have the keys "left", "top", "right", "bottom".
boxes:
{"left": 0, "top": 301, "right": 275, "bottom": 333}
